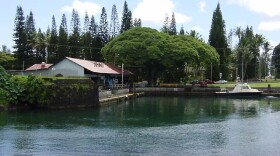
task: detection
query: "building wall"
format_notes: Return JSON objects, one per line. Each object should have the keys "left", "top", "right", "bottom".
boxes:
{"left": 24, "top": 69, "right": 52, "bottom": 76}
{"left": 52, "top": 59, "right": 84, "bottom": 77}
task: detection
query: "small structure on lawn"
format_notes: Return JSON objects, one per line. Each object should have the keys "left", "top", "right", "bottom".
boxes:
{"left": 52, "top": 57, "right": 132, "bottom": 89}
{"left": 9, "top": 57, "right": 132, "bottom": 89}
{"left": 23, "top": 62, "right": 53, "bottom": 76}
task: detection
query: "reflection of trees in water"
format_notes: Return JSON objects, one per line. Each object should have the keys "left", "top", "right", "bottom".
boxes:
{"left": 231, "top": 99, "right": 260, "bottom": 117}
{"left": 115, "top": 97, "right": 234, "bottom": 126}
{"left": 2, "top": 97, "right": 280, "bottom": 128}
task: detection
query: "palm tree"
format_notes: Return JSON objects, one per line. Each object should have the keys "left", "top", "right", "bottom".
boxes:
{"left": 186, "top": 30, "right": 204, "bottom": 42}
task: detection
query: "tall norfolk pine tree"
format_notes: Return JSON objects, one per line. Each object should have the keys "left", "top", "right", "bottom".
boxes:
{"left": 169, "top": 12, "right": 177, "bottom": 35}
{"left": 48, "top": 15, "right": 58, "bottom": 63}
{"left": 161, "top": 14, "right": 170, "bottom": 34}
{"left": 120, "top": 0, "right": 132, "bottom": 33}
{"left": 110, "top": 4, "right": 120, "bottom": 39}
{"left": 99, "top": 7, "right": 109, "bottom": 45}
{"left": 89, "top": 15, "right": 103, "bottom": 61}
{"left": 25, "top": 11, "right": 36, "bottom": 66}
{"left": 58, "top": 14, "right": 68, "bottom": 61}
{"left": 81, "top": 12, "right": 91, "bottom": 60}
{"left": 208, "top": 3, "right": 230, "bottom": 80}
{"left": 69, "top": 9, "right": 81, "bottom": 58}
{"left": 13, "top": 6, "right": 27, "bottom": 69}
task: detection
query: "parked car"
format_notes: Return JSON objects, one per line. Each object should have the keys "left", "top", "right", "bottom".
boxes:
{"left": 199, "top": 81, "right": 208, "bottom": 87}
{"left": 190, "top": 80, "right": 199, "bottom": 84}
{"left": 214, "top": 80, "right": 228, "bottom": 84}
{"left": 204, "top": 79, "right": 214, "bottom": 84}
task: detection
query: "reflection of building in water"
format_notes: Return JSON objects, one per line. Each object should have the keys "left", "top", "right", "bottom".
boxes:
{"left": 232, "top": 99, "right": 260, "bottom": 114}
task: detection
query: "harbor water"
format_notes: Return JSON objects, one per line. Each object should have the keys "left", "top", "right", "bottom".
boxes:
{"left": 1, "top": 96, "right": 280, "bottom": 155}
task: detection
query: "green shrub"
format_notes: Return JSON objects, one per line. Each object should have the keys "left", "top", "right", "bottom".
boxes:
{"left": 0, "top": 88, "right": 8, "bottom": 106}
{"left": 0, "top": 66, "right": 51, "bottom": 106}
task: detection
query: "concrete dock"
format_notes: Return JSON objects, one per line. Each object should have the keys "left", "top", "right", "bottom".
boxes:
{"left": 99, "top": 92, "right": 144, "bottom": 105}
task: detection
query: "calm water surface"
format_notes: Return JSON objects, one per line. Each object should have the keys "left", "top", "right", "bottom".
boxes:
{"left": 1, "top": 97, "right": 280, "bottom": 155}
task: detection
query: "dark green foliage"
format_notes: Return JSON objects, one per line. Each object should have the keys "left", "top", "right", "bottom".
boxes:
{"left": 0, "top": 66, "right": 24, "bottom": 105}
{"left": 35, "top": 28, "right": 47, "bottom": 62}
{"left": 0, "top": 51, "right": 15, "bottom": 69}
{"left": 25, "top": 11, "right": 36, "bottom": 66}
{"left": 102, "top": 27, "right": 218, "bottom": 85}
{"left": 208, "top": 3, "right": 230, "bottom": 80}
{"left": 272, "top": 44, "right": 280, "bottom": 78}
{"left": 13, "top": 6, "right": 28, "bottom": 70}
{"left": 120, "top": 1, "right": 132, "bottom": 33}
{"left": 187, "top": 30, "right": 203, "bottom": 42}
{"left": 234, "top": 26, "right": 266, "bottom": 80}
{"left": 48, "top": 15, "right": 59, "bottom": 63}
{"left": 69, "top": 9, "right": 81, "bottom": 58}
{"left": 89, "top": 16, "right": 103, "bottom": 61}
{"left": 89, "top": 15, "right": 98, "bottom": 38}
{"left": 91, "top": 36, "right": 104, "bottom": 61}
{"left": 179, "top": 26, "right": 185, "bottom": 35}
{"left": 0, "top": 66, "right": 50, "bottom": 107}
{"left": 261, "top": 41, "right": 272, "bottom": 78}
{"left": 81, "top": 12, "right": 91, "bottom": 60}
{"left": 58, "top": 14, "right": 69, "bottom": 60}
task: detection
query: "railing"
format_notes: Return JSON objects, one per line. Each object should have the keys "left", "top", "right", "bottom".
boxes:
{"left": 103, "top": 84, "right": 128, "bottom": 90}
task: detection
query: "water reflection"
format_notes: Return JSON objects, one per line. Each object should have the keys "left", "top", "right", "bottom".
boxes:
{"left": 1, "top": 97, "right": 280, "bottom": 155}
{"left": 0, "top": 97, "right": 279, "bottom": 128}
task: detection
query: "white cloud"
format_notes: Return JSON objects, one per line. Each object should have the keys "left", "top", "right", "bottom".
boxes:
{"left": 198, "top": 1, "right": 206, "bottom": 12}
{"left": 228, "top": 0, "right": 280, "bottom": 17}
{"left": 133, "top": 0, "right": 191, "bottom": 24}
{"left": 258, "top": 21, "right": 280, "bottom": 31}
{"left": 61, "top": 0, "right": 102, "bottom": 16}
{"left": 228, "top": 0, "right": 280, "bottom": 32}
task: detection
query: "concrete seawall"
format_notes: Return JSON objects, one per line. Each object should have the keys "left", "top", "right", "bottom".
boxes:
{"left": 46, "top": 79, "right": 99, "bottom": 109}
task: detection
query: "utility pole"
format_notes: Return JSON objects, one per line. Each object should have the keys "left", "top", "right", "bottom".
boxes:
{"left": 122, "top": 63, "right": 124, "bottom": 88}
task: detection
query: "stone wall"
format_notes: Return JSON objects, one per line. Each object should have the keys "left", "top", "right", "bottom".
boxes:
{"left": 45, "top": 79, "right": 99, "bottom": 109}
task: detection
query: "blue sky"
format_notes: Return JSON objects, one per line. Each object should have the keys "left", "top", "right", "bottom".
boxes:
{"left": 1, "top": 0, "right": 280, "bottom": 51}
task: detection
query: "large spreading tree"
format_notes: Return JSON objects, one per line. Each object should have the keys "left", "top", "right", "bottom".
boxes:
{"left": 102, "top": 27, "right": 219, "bottom": 85}
{"left": 208, "top": 3, "right": 230, "bottom": 80}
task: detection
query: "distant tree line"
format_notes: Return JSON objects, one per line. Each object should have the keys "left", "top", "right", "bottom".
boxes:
{"left": 6, "top": 1, "right": 280, "bottom": 82}
{"left": 12, "top": 0, "right": 141, "bottom": 69}
{"left": 148, "top": 3, "right": 273, "bottom": 81}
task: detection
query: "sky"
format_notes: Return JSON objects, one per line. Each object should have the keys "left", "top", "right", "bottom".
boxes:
{"left": 1, "top": 0, "right": 280, "bottom": 52}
